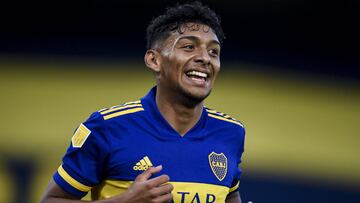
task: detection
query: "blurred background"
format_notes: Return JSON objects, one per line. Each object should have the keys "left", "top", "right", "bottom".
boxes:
{"left": 0, "top": 0, "right": 359, "bottom": 202}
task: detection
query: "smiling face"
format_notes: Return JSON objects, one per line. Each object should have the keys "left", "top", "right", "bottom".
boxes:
{"left": 146, "top": 23, "right": 221, "bottom": 105}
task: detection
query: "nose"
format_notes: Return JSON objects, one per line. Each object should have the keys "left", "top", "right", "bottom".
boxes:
{"left": 194, "top": 47, "right": 211, "bottom": 65}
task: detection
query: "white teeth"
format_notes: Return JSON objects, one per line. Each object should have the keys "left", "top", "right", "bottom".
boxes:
{"left": 186, "top": 71, "right": 208, "bottom": 78}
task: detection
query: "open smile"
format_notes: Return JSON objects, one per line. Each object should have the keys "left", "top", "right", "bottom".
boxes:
{"left": 184, "top": 70, "right": 210, "bottom": 86}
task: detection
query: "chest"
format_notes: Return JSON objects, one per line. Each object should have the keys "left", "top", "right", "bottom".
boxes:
{"left": 105, "top": 126, "right": 239, "bottom": 188}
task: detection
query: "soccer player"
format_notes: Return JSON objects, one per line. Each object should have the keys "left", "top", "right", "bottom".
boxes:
{"left": 41, "top": 2, "right": 245, "bottom": 203}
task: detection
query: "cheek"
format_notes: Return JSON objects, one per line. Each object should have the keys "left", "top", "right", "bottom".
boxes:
{"left": 160, "top": 56, "right": 182, "bottom": 80}
{"left": 212, "top": 60, "right": 221, "bottom": 74}
{"left": 168, "top": 54, "right": 187, "bottom": 73}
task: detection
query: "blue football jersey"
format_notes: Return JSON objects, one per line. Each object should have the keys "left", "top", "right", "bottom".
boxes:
{"left": 53, "top": 87, "right": 245, "bottom": 202}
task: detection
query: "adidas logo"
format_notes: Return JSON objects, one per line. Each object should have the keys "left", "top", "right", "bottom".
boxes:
{"left": 133, "top": 156, "right": 153, "bottom": 171}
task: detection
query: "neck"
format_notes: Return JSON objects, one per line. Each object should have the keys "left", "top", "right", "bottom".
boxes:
{"left": 155, "top": 86, "right": 203, "bottom": 136}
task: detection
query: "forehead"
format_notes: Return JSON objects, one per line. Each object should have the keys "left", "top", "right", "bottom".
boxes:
{"left": 166, "top": 23, "right": 220, "bottom": 45}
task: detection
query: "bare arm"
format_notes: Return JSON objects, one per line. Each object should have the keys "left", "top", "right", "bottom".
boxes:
{"left": 41, "top": 166, "right": 173, "bottom": 203}
{"left": 41, "top": 179, "right": 104, "bottom": 203}
{"left": 225, "top": 191, "right": 242, "bottom": 203}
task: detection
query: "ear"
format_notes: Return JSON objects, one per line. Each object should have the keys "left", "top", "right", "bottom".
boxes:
{"left": 144, "top": 49, "right": 161, "bottom": 73}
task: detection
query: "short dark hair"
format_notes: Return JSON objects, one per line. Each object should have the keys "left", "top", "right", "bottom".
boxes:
{"left": 146, "top": 1, "right": 225, "bottom": 49}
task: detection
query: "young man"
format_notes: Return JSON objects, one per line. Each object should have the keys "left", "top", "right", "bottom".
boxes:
{"left": 41, "top": 2, "right": 245, "bottom": 203}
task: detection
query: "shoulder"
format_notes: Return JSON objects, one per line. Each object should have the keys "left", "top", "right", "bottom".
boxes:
{"left": 205, "top": 107, "right": 244, "bottom": 129}
{"left": 82, "top": 99, "right": 145, "bottom": 135}
{"left": 72, "top": 100, "right": 145, "bottom": 149}
{"left": 205, "top": 107, "right": 245, "bottom": 141}
{"left": 205, "top": 107, "right": 245, "bottom": 153}
{"left": 97, "top": 100, "right": 145, "bottom": 121}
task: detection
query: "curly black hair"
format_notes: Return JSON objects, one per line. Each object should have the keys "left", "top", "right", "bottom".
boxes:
{"left": 146, "top": 1, "right": 225, "bottom": 49}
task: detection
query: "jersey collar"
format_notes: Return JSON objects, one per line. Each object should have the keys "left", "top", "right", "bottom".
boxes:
{"left": 141, "top": 86, "right": 208, "bottom": 139}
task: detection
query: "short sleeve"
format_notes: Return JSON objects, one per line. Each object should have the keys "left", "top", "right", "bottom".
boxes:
{"left": 228, "top": 126, "right": 245, "bottom": 196}
{"left": 53, "top": 112, "right": 110, "bottom": 198}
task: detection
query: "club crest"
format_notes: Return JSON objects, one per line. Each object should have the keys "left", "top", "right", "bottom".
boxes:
{"left": 208, "top": 152, "right": 228, "bottom": 181}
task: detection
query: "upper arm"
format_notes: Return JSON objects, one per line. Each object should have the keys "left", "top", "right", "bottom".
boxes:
{"left": 226, "top": 191, "right": 242, "bottom": 203}
{"left": 51, "top": 112, "right": 110, "bottom": 198}
{"left": 41, "top": 179, "right": 81, "bottom": 203}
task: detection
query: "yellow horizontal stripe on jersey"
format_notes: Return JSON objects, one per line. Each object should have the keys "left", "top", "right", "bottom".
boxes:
{"left": 100, "top": 104, "right": 142, "bottom": 115}
{"left": 223, "top": 114, "right": 232, "bottom": 119}
{"left": 99, "top": 100, "right": 141, "bottom": 113}
{"left": 57, "top": 165, "right": 92, "bottom": 192}
{"left": 208, "top": 113, "right": 243, "bottom": 127}
{"left": 123, "top": 100, "right": 141, "bottom": 105}
{"left": 92, "top": 180, "right": 230, "bottom": 202}
{"left": 92, "top": 180, "right": 133, "bottom": 200}
{"left": 103, "top": 107, "right": 144, "bottom": 120}
{"left": 206, "top": 109, "right": 235, "bottom": 120}
{"left": 206, "top": 109, "right": 218, "bottom": 114}
{"left": 229, "top": 181, "right": 240, "bottom": 193}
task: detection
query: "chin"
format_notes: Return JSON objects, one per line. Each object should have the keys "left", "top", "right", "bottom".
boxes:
{"left": 181, "top": 87, "right": 211, "bottom": 107}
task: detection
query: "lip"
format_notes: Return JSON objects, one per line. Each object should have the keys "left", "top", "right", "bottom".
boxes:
{"left": 183, "top": 71, "right": 210, "bottom": 87}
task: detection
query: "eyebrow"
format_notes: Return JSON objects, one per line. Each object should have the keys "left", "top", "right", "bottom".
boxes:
{"left": 175, "top": 35, "right": 221, "bottom": 46}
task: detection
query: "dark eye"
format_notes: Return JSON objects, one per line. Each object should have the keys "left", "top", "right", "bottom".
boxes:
{"left": 182, "top": 44, "right": 194, "bottom": 50}
{"left": 209, "top": 49, "right": 220, "bottom": 57}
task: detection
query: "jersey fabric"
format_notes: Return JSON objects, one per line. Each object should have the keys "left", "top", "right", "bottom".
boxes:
{"left": 53, "top": 87, "right": 245, "bottom": 203}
